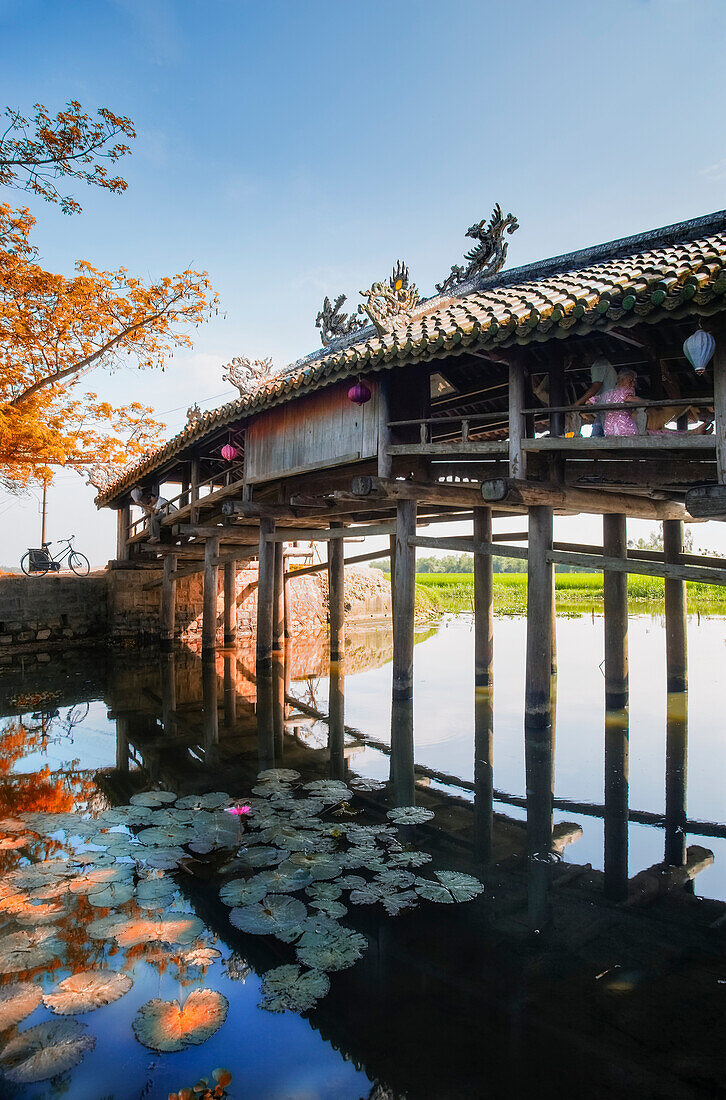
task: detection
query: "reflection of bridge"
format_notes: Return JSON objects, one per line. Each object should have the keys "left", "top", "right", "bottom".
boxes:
{"left": 14, "top": 637, "right": 711, "bottom": 1097}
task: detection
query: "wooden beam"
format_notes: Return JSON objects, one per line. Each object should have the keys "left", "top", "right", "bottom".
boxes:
{"left": 482, "top": 478, "right": 690, "bottom": 521}
{"left": 685, "top": 484, "right": 726, "bottom": 518}
{"left": 387, "top": 441, "right": 508, "bottom": 456}
{"left": 392, "top": 499, "right": 416, "bottom": 702}
{"left": 265, "top": 521, "right": 397, "bottom": 542}
{"left": 202, "top": 536, "right": 220, "bottom": 651}
{"left": 174, "top": 524, "right": 258, "bottom": 542}
{"left": 547, "top": 548, "right": 726, "bottom": 585}
{"left": 284, "top": 547, "right": 390, "bottom": 580}
{"left": 523, "top": 435, "right": 715, "bottom": 453}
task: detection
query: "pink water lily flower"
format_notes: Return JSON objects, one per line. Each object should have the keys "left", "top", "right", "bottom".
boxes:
{"left": 224, "top": 804, "right": 252, "bottom": 816}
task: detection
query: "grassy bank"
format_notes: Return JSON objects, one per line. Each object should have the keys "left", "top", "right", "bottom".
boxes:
{"left": 415, "top": 572, "right": 726, "bottom": 616}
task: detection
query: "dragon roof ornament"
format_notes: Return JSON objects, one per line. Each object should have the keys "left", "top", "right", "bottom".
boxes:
{"left": 315, "top": 294, "right": 365, "bottom": 347}
{"left": 222, "top": 355, "right": 278, "bottom": 396}
{"left": 186, "top": 402, "right": 203, "bottom": 426}
{"left": 436, "top": 204, "right": 519, "bottom": 295}
{"left": 359, "top": 260, "right": 420, "bottom": 336}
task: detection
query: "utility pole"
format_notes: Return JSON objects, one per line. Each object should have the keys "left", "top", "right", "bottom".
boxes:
{"left": 40, "top": 479, "right": 47, "bottom": 545}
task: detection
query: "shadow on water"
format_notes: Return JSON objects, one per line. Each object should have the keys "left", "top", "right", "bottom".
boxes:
{"left": 0, "top": 618, "right": 725, "bottom": 1098}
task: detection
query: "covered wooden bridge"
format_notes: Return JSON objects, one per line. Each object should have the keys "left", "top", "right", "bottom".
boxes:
{"left": 97, "top": 207, "right": 726, "bottom": 725}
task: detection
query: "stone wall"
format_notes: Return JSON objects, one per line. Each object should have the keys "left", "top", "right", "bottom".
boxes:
{"left": 0, "top": 563, "right": 392, "bottom": 660}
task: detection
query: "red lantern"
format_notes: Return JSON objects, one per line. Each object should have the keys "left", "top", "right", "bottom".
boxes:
{"left": 221, "top": 443, "right": 239, "bottom": 461}
{"left": 348, "top": 379, "right": 372, "bottom": 405}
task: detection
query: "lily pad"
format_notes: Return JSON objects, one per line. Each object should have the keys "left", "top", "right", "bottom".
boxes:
{"left": 258, "top": 964, "right": 330, "bottom": 1014}
{"left": 132, "top": 989, "right": 228, "bottom": 1052}
{"left": 96, "top": 806, "right": 153, "bottom": 827}
{"left": 279, "top": 853, "right": 342, "bottom": 882}
{"left": 135, "top": 878, "right": 175, "bottom": 910}
{"left": 295, "top": 926, "right": 367, "bottom": 972}
{"left": 385, "top": 849, "right": 432, "bottom": 868}
{"left": 310, "top": 899, "right": 348, "bottom": 918}
{"left": 349, "top": 776, "right": 386, "bottom": 791}
{"left": 258, "top": 769, "right": 300, "bottom": 783}
{"left": 139, "top": 846, "right": 187, "bottom": 870}
{"left": 229, "top": 895, "right": 306, "bottom": 936}
{"left": 137, "top": 824, "right": 194, "bottom": 847}
{"left": 375, "top": 869, "right": 415, "bottom": 890}
{"left": 431, "top": 871, "right": 485, "bottom": 902}
{"left": 386, "top": 806, "right": 435, "bottom": 825}
{"left": 87, "top": 915, "right": 129, "bottom": 941}
{"left": 175, "top": 792, "right": 231, "bottom": 810}
{"left": 43, "top": 969, "right": 133, "bottom": 1014}
{"left": 305, "top": 882, "right": 343, "bottom": 903}
{"left": 233, "top": 846, "right": 289, "bottom": 869}
{"left": 0, "top": 1018, "right": 95, "bottom": 1084}
{"left": 113, "top": 915, "right": 204, "bottom": 947}
{"left": 129, "top": 790, "right": 177, "bottom": 808}
{"left": 250, "top": 867, "right": 313, "bottom": 894}
{"left": 0, "top": 929, "right": 63, "bottom": 974}
{"left": 381, "top": 890, "right": 419, "bottom": 916}
{"left": 87, "top": 881, "right": 135, "bottom": 908}
{"left": 14, "top": 900, "right": 66, "bottom": 925}
{"left": 346, "top": 824, "right": 398, "bottom": 845}
{"left": 69, "top": 866, "right": 133, "bottom": 896}
{"left": 219, "top": 878, "right": 268, "bottom": 908}
{"left": 0, "top": 983, "right": 42, "bottom": 1031}
{"left": 178, "top": 946, "right": 221, "bottom": 967}
{"left": 349, "top": 884, "right": 386, "bottom": 906}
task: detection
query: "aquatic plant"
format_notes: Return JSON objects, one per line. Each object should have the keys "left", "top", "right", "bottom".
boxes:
{"left": 229, "top": 895, "right": 307, "bottom": 935}
{"left": 169, "top": 1066, "right": 232, "bottom": 1100}
{"left": 132, "top": 989, "right": 229, "bottom": 1052}
{"left": 259, "top": 964, "right": 330, "bottom": 1013}
{"left": 414, "top": 871, "right": 485, "bottom": 903}
{"left": 0, "top": 982, "right": 42, "bottom": 1030}
{"left": 43, "top": 969, "right": 133, "bottom": 1014}
{"left": 386, "top": 806, "right": 435, "bottom": 825}
{"left": 0, "top": 1018, "right": 96, "bottom": 1084}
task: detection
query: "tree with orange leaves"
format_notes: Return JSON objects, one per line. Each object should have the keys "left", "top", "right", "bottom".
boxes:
{"left": 0, "top": 101, "right": 218, "bottom": 492}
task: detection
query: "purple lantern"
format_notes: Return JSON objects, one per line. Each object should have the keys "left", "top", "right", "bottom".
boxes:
{"left": 348, "top": 379, "right": 372, "bottom": 405}
{"left": 221, "top": 443, "right": 239, "bottom": 462}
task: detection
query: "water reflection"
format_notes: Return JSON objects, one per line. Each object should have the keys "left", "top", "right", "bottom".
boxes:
{"left": 0, "top": 615, "right": 725, "bottom": 1098}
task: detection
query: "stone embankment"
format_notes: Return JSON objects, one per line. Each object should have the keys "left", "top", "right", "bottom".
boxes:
{"left": 0, "top": 564, "right": 391, "bottom": 661}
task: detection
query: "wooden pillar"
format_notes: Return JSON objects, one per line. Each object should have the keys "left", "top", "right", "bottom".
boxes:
{"left": 508, "top": 361, "right": 525, "bottom": 480}
{"left": 160, "top": 553, "right": 177, "bottom": 648}
{"left": 180, "top": 473, "right": 190, "bottom": 509}
{"left": 328, "top": 660, "right": 345, "bottom": 780}
{"left": 223, "top": 560, "right": 237, "bottom": 647}
{"left": 256, "top": 672, "right": 275, "bottom": 771}
{"left": 604, "top": 707, "right": 629, "bottom": 900}
{"left": 663, "top": 520, "right": 688, "bottom": 693}
{"left": 116, "top": 715, "right": 130, "bottom": 772}
{"left": 223, "top": 654, "right": 237, "bottom": 727}
{"left": 390, "top": 698, "right": 415, "bottom": 806}
{"left": 256, "top": 518, "right": 275, "bottom": 670}
{"left": 116, "top": 504, "right": 130, "bottom": 561}
{"left": 392, "top": 499, "right": 416, "bottom": 702}
{"left": 202, "top": 654, "right": 219, "bottom": 753}
{"left": 714, "top": 329, "right": 726, "bottom": 483}
{"left": 388, "top": 533, "right": 396, "bottom": 621}
{"left": 473, "top": 507, "right": 493, "bottom": 688}
{"left": 664, "top": 690, "right": 688, "bottom": 868}
{"left": 603, "top": 514, "right": 629, "bottom": 710}
{"left": 202, "top": 536, "right": 220, "bottom": 652}
{"left": 190, "top": 457, "right": 200, "bottom": 524}
{"left": 328, "top": 529, "right": 345, "bottom": 663}
{"left": 473, "top": 686, "right": 494, "bottom": 865}
{"left": 378, "top": 376, "right": 393, "bottom": 479}
{"left": 548, "top": 357, "right": 565, "bottom": 438}
{"left": 272, "top": 654, "right": 285, "bottom": 760}
{"left": 524, "top": 506, "right": 553, "bottom": 729}
{"left": 273, "top": 543, "right": 285, "bottom": 652}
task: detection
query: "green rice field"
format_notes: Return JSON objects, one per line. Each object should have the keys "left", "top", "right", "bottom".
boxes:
{"left": 414, "top": 572, "right": 726, "bottom": 616}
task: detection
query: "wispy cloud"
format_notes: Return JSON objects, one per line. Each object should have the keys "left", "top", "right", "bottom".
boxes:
{"left": 699, "top": 158, "right": 726, "bottom": 181}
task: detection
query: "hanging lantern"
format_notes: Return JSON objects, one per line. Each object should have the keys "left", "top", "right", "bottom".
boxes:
{"left": 348, "top": 379, "right": 372, "bottom": 405}
{"left": 683, "top": 329, "right": 716, "bottom": 374}
{"left": 221, "top": 443, "right": 239, "bottom": 462}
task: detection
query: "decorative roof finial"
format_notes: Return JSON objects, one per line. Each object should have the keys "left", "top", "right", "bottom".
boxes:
{"left": 436, "top": 204, "right": 519, "bottom": 295}
{"left": 359, "top": 260, "right": 420, "bottom": 336}
{"left": 222, "top": 356, "right": 277, "bottom": 397}
{"left": 315, "top": 294, "right": 366, "bottom": 346}
{"left": 186, "top": 403, "right": 202, "bottom": 426}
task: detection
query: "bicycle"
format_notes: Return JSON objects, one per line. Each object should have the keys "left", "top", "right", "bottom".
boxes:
{"left": 20, "top": 536, "right": 90, "bottom": 577}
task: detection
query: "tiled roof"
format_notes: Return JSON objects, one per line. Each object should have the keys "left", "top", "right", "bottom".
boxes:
{"left": 96, "top": 209, "right": 726, "bottom": 505}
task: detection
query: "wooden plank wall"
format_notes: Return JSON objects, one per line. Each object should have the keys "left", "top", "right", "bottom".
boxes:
{"left": 245, "top": 379, "right": 380, "bottom": 483}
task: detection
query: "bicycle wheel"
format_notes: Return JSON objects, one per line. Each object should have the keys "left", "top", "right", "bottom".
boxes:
{"left": 68, "top": 551, "right": 90, "bottom": 577}
{"left": 21, "top": 552, "right": 48, "bottom": 577}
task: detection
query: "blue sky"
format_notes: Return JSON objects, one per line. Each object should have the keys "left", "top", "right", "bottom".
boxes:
{"left": 2, "top": 0, "right": 726, "bottom": 563}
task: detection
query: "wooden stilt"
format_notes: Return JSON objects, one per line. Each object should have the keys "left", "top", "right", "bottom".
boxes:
{"left": 389, "top": 533, "right": 396, "bottom": 621}
{"left": 160, "top": 651, "right": 177, "bottom": 736}
{"left": 160, "top": 553, "right": 177, "bottom": 648}
{"left": 390, "top": 698, "right": 415, "bottom": 806}
{"left": 202, "top": 656, "right": 219, "bottom": 753}
{"left": 392, "top": 499, "right": 416, "bottom": 702}
{"left": 508, "top": 362, "right": 525, "bottom": 480}
{"left": 526, "top": 718, "right": 554, "bottom": 930}
{"left": 603, "top": 513, "right": 629, "bottom": 710}
{"left": 665, "top": 690, "right": 688, "bottom": 868}
{"left": 473, "top": 507, "right": 493, "bottom": 688}
{"left": 525, "top": 506, "right": 553, "bottom": 729}
{"left": 663, "top": 519, "right": 688, "bottom": 692}
{"left": 256, "top": 672, "right": 275, "bottom": 771}
{"left": 256, "top": 518, "right": 275, "bottom": 670}
{"left": 223, "top": 561, "right": 237, "bottom": 647}
{"left": 328, "top": 661, "right": 345, "bottom": 780}
{"left": 473, "top": 686, "right": 494, "bottom": 864}
{"left": 714, "top": 327, "right": 726, "bottom": 484}
{"left": 604, "top": 707, "right": 629, "bottom": 900}
{"left": 272, "top": 654, "right": 285, "bottom": 760}
{"left": 328, "top": 529, "right": 345, "bottom": 663}
{"left": 272, "top": 543, "right": 285, "bottom": 652}
{"left": 202, "top": 536, "right": 220, "bottom": 652}
{"left": 116, "top": 504, "right": 130, "bottom": 561}
{"left": 223, "top": 654, "right": 237, "bottom": 727}
{"left": 116, "top": 716, "right": 129, "bottom": 772}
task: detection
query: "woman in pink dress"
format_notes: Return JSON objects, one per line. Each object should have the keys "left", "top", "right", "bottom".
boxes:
{"left": 587, "top": 369, "right": 639, "bottom": 435}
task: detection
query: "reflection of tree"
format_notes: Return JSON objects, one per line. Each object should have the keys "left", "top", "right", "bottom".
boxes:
{"left": 0, "top": 715, "right": 98, "bottom": 819}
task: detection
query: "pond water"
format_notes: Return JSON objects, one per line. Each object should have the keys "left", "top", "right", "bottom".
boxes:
{"left": 0, "top": 611, "right": 724, "bottom": 1099}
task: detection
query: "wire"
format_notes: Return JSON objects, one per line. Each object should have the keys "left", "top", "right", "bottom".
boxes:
{"left": 158, "top": 389, "right": 237, "bottom": 416}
